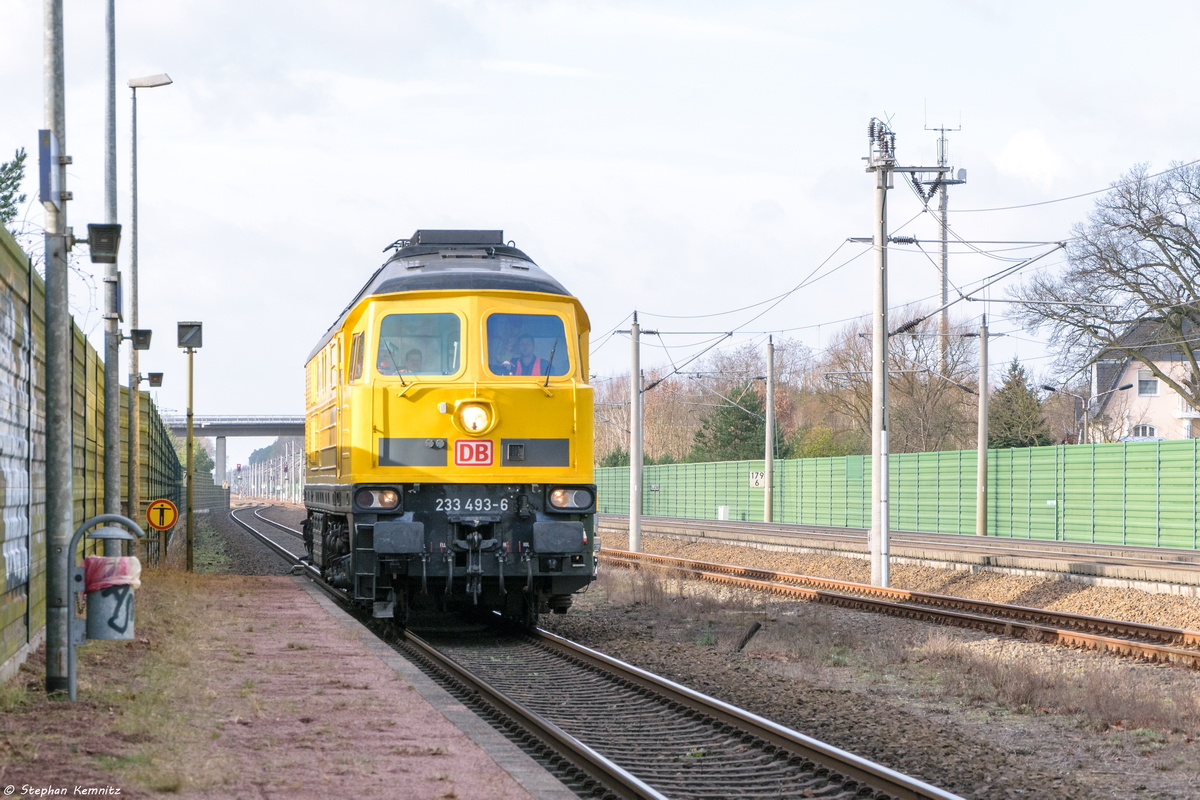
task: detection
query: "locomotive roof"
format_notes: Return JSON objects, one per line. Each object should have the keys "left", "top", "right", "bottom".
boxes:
{"left": 308, "top": 230, "right": 579, "bottom": 360}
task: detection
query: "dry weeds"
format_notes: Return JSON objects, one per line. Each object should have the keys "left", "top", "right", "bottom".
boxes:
{"left": 565, "top": 554, "right": 1200, "bottom": 798}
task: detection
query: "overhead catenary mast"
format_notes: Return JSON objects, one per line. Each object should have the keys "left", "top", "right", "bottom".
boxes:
{"left": 865, "top": 118, "right": 952, "bottom": 588}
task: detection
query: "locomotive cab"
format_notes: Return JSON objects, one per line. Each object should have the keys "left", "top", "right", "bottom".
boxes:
{"left": 303, "top": 229, "right": 596, "bottom": 626}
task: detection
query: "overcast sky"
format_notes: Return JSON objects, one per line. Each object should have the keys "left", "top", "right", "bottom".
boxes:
{"left": 3, "top": 1, "right": 1199, "bottom": 466}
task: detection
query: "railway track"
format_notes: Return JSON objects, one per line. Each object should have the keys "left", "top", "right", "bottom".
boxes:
{"left": 601, "top": 549, "right": 1200, "bottom": 669}
{"left": 227, "top": 504, "right": 964, "bottom": 800}
{"left": 598, "top": 514, "right": 1200, "bottom": 575}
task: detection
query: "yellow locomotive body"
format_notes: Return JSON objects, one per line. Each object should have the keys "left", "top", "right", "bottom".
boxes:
{"left": 303, "top": 230, "right": 596, "bottom": 624}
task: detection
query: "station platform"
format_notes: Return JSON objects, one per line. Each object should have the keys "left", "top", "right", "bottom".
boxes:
{"left": 192, "top": 575, "right": 576, "bottom": 799}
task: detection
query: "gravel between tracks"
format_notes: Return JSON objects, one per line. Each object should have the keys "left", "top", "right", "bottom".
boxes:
{"left": 212, "top": 501, "right": 305, "bottom": 575}
{"left": 541, "top": 531, "right": 1200, "bottom": 800}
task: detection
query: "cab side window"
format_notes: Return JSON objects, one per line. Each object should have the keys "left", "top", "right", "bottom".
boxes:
{"left": 348, "top": 332, "right": 364, "bottom": 381}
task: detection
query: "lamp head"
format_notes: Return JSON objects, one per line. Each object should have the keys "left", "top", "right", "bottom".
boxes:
{"left": 1118, "top": 383, "right": 1134, "bottom": 391}
{"left": 85, "top": 223, "right": 122, "bottom": 263}
{"left": 131, "top": 329, "right": 152, "bottom": 350}
{"left": 128, "top": 74, "right": 173, "bottom": 89}
{"left": 86, "top": 525, "right": 136, "bottom": 541}
{"left": 1041, "top": 385, "right": 1058, "bottom": 393}
{"left": 148, "top": 372, "right": 164, "bottom": 387}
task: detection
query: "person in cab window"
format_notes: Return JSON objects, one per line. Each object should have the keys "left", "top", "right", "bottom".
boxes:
{"left": 504, "top": 335, "right": 548, "bottom": 376}
{"left": 378, "top": 344, "right": 397, "bottom": 374}
{"left": 399, "top": 349, "right": 422, "bottom": 373}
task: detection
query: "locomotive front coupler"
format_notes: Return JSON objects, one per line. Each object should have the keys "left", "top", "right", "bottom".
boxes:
{"left": 448, "top": 516, "right": 501, "bottom": 552}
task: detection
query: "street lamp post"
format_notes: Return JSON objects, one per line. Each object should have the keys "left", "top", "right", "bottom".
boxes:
{"left": 1043, "top": 383, "right": 1133, "bottom": 444}
{"left": 127, "top": 73, "right": 172, "bottom": 534}
{"left": 102, "top": 0, "right": 119, "bottom": 552}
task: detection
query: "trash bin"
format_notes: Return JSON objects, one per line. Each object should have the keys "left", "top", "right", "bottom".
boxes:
{"left": 84, "top": 556, "right": 142, "bottom": 640}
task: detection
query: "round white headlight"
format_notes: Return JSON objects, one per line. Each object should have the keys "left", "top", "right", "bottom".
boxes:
{"left": 458, "top": 403, "right": 491, "bottom": 434}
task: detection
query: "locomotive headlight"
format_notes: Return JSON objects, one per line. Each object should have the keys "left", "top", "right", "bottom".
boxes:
{"left": 549, "top": 487, "right": 594, "bottom": 511}
{"left": 457, "top": 403, "right": 491, "bottom": 434}
{"left": 356, "top": 488, "right": 400, "bottom": 509}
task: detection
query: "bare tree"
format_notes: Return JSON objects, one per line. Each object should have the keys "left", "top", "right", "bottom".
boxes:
{"left": 592, "top": 338, "right": 814, "bottom": 464}
{"left": 1010, "top": 162, "right": 1200, "bottom": 405}
{"left": 818, "top": 309, "right": 978, "bottom": 453}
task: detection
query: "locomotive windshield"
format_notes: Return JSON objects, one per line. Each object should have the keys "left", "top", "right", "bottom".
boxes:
{"left": 486, "top": 313, "right": 571, "bottom": 377}
{"left": 377, "top": 313, "right": 461, "bottom": 376}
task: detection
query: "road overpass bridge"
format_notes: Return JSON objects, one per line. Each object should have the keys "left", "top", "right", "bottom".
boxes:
{"left": 161, "top": 415, "right": 305, "bottom": 484}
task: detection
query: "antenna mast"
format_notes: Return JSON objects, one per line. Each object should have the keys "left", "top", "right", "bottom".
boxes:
{"left": 923, "top": 122, "right": 966, "bottom": 374}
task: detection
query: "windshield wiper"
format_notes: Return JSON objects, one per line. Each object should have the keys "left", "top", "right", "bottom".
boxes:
{"left": 383, "top": 341, "right": 405, "bottom": 386}
{"left": 543, "top": 338, "right": 559, "bottom": 388}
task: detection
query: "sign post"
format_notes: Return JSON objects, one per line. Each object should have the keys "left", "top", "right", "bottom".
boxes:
{"left": 178, "top": 322, "right": 202, "bottom": 571}
{"left": 146, "top": 498, "right": 179, "bottom": 567}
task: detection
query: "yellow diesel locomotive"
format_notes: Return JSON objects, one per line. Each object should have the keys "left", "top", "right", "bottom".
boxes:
{"left": 303, "top": 229, "right": 596, "bottom": 625}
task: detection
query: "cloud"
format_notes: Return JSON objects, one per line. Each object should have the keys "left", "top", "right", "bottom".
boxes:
{"left": 995, "top": 129, "right": 1066, "bottom": 189}
{"left": 481, "top": 60, "right": 600, "bottom": 78}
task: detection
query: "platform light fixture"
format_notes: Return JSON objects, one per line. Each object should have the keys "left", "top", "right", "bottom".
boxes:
{"left": 130, "top": 329, "right": 152, "bottom": 350}
{"left": 83, "top": 223, "right": 122, "bottom": 263}
{"left": 147, "top": 372, "right": 163, "bottom": 387}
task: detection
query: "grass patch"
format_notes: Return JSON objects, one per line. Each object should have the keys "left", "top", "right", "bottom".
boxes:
{"left": 192, "top": 518, "right": 231, "bottom": 573}
{"left": 0, "top": 678, "right": 31, "bottom": 710}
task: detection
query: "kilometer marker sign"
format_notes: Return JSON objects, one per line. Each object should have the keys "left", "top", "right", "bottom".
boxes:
{"left": 147, "top": 499, "right": 179, "bottom": 531}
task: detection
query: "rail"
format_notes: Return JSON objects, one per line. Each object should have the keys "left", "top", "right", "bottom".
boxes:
{"left": 602, "top": 549, "right": 1200, "bottom": 669}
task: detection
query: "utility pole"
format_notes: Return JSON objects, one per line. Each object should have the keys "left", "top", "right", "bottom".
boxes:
{"left": 43, "top": 0, "right": 72, "bottom": 696}
{"left": 102, "top": 0, "right": 121, "bottom": 555}
{"left": 925, "top": 124, "right": 967, "bottom": 375}
{"left": 976, "top": 313, "right": 988, "bottom": 537}
{"left": 764, "top": 336, "right": 775, "bottom": 523}
{"left": 629, "top": 312, "right": 642, "bottom": 552}
{"left": 865, "top": 118, "right": 952, "bottom": 587}
{"left": 866, "top": 119, "right": 893, "bottom": 588}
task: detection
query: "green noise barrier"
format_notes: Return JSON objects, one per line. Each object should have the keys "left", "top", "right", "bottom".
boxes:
{"left": 597, "top": 440, "right": 1200, "bottom": 550}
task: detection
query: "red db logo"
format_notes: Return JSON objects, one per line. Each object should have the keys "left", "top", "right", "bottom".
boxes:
{"left": 455, "top": 439, "right": 494, "bottom": 467}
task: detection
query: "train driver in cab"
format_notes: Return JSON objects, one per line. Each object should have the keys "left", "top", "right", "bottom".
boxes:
{"left": 400, "top": 349, "right": 422, "bottom": 373}
{"left": 379, "top": 346, "right": 423, "bottom": 374}
{"left": 502, "top": 335, "right": 549, "bottom": 376}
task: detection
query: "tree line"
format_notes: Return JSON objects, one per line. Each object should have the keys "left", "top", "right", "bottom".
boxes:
{"left": 594, "top": 316, "right": 1066, "bottom": 466}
